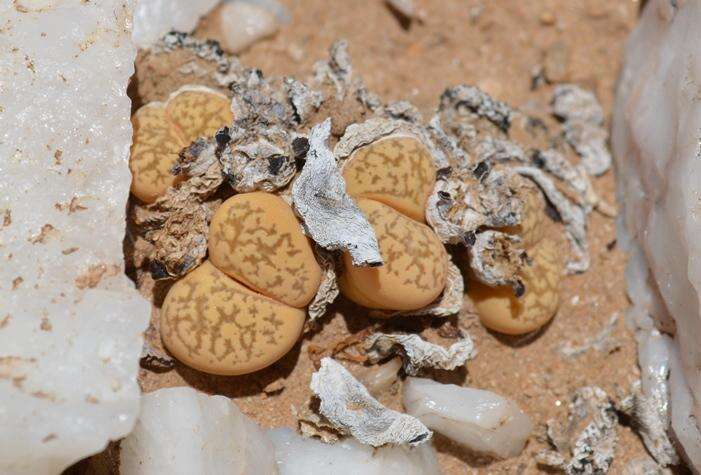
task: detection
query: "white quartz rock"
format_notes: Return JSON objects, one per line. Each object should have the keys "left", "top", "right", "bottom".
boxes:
{"left": 402, "top": 377, "right": 532, "bottom": 459}
{"left": 120, "top": 387, "right": 277, "bottom": 475}
{"left": 133, "top": 0, "right": 220, "bottom": 47}
{"left": 213, "top": 1, "right": 280, "bottom": 53}
{"left": 612, "top": 0, "right": 701, "bottom": 467}
{"left": 0, "top": 2, "right": 150, "bottom": 474}
{"left": 268, "top": 428, "right": 441, "bottom": 475}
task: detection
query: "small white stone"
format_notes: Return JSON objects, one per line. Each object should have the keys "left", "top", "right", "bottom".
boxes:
{"left": 403, "top": 377, "right": 532, "bottom": 459}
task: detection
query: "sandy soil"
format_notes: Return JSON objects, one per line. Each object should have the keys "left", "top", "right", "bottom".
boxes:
{"left": 79, "top": 1, "right": 670, "bottom": 473}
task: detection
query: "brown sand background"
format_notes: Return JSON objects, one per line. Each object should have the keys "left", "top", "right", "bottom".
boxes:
{"left": 102, "top": 1, "right": 666, "bottom": 473}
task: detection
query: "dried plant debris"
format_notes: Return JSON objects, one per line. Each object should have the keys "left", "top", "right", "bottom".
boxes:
{"left": 617, "top": 332, "right": 678, "bottom": 467}
{"left": 619, "top": 383, "right": 679, "bottom": 468}
{"left": 426, "top": 82, "right": 605, "bottom": 275}
{"left": 537, "top": 386, "right": 618, "bottom": 474}
{"left": 131, "top": 35, "right": 610, "bottom": 299}
{"left": 306, "top": 248, "right": 340, "bottom": 323}
{"left": 135, "top": 138, "right": 224, "bottom": 278}
{"left": 534, "top": 149, "right": 615, "bottom": 217}
{"left": 469, "top": 230, "right": 527, "bottom": 290}
{"left": 292, "top": 120, "right": 383, "bottom": 267}
{"left": 628, "top": 331, "right": 679, "bottom": 466}
{"left": 154, "top": 31, "right": 246, "bottom": 87}
{"left": 334, "top": 117, "right": 449, "bottom": 171}
{"left": 140, "top": 324, "right": 176, "bottom": 372}
{"left": 438, "top": 85, "right": 513, "bottom": 134}
{"left": 285, "top": 77, "right": 324, "bottom": 124}
{"left": 560, "top": 313, "right": 620, "bottom": 358}
{"left": 309, "top": 357, "right": 432, "bottom": 447}
{"left": 296, "top": 399, "right": 344, "bottom": 443}
{"left": 552, "top": 85, "right": 611, "bottom": 177}
{"left": 364, "top": 333, "right": 476, "bottom": 376}
{"left": 514, "top": 166, "right": 589, "bottom": 273}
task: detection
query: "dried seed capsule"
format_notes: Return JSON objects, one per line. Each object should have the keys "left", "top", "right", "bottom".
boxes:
{"left": 160, "top": 261, "right": 305, "bottom": 375}
{"left": 502, "top": 185, "right": 547, "bottom": 248}
{"left": 469, "top": 238, "right": 561, "bottom": 335}
{"left": 339, "top": 199, "right": 448, "bottom": 311}
{"left": 130, "top": 87, "right": 233, "bottom": 203}
{"left": 342, "top": 136, "right": 437, "bottom": 222}
{"left": 209, "top": 192, "right": 322, "bottom": 308}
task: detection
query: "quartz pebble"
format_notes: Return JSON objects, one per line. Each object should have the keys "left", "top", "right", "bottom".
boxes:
{"left": 209, "top": 1, "right": 280, "bottom": 54}
{"left": 470, "top": 238, "right": 561, "bottom": 335}
{"left": 269, "top": 427, "right": 441, "bottom": 475}
{"left": 403, "top": 377, "right": 532, "bottom": 459}
{"left": 0, "top": 2, "right": 150, "bottom": 471}
{"left": 129, "top": 87, "right": 233, "bottom": 203}
{"left": 120, "top": 387, "right": 276, "bottom": 475}
{"left": 160, "top": 261, "right": 305, "bottom": 375}
{"left": 342, "top": 136, "right": 437, "bottom": 222}
{"left": 339, "top": 199, "right": 448, "bottom": 311}
{"left": 209, "top": 192, "right": 322, "bottom": 308}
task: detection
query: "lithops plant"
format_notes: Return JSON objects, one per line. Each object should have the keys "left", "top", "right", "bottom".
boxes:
{"left": 469, "top": 238, "right": 562, "bottom": 335}
{"left": 130, "top": 86, "right": 233, "bottom": 203}
{"left": 160, "top": 191, "right": 323, "bottom": 375}
{"left": 129, "top": 38, "right": 601, "bottom": 375}
{"left": 341, "top": 135, "right": 437, "bottom": 222}
{"left": 208, "top": 192, "right": 322, "bottom": 308}
{"left": 338, "top": 199, "right": 448, "bottom": 311}
{"left": 468, "top": 182, "right": 562, "bottom": 335}
{"left": 160, "top": 261, "right": 306, "bottom": 375}
{"left": 336, "top": 130, "right": 450, "bottom": 311}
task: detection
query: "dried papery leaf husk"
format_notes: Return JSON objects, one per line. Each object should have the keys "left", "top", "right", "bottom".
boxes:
{"left": 433, "top": 85, "right": 514, "bottom": 160}
{"left": 474, "top": 136, "right": 529, "bottom": 165}
{"left": 307, "top": 248, "right": 340, "bottom": 323}
{"left": 334, "top": 118, "right": 450, "bottom": 171}
{"left": 534, "top": 149, "right": 615, "bottom": 217}
{"left": 310, "top": 357, "right": 432, "bottom": 447}
{"left": 365, "top": 332, "right": 476, "bottom": 375}
{"left": 285, "top": 77, "right": 324, "bottom": 125}
{"left": 309, "top": 40, "right": 381, "bottom": 136}
{"left": 217, "top": 124, "right": 297, "bottom": 193}
{"left": 537, "top": 387, "right": 619, "bottom": 474}
{"left": 135, "top": 32, "right": 244, "bottom": 104}
{"left": 514, "top": 166, "right": 589, "bottom": 273}
{"left": 426, "top": 175, "right": 485, "bottom": 245}
{"left": 135, "top": 138, "right": 224, "bottom": 278}
{"left": 292, "top": 120, "right": 383, "bottom": 267}
{"left": 469, "top": 230, "right": 526, "bottom": 290}
{"left": 552, "top": 84, "right": 611, "bottom": 177}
